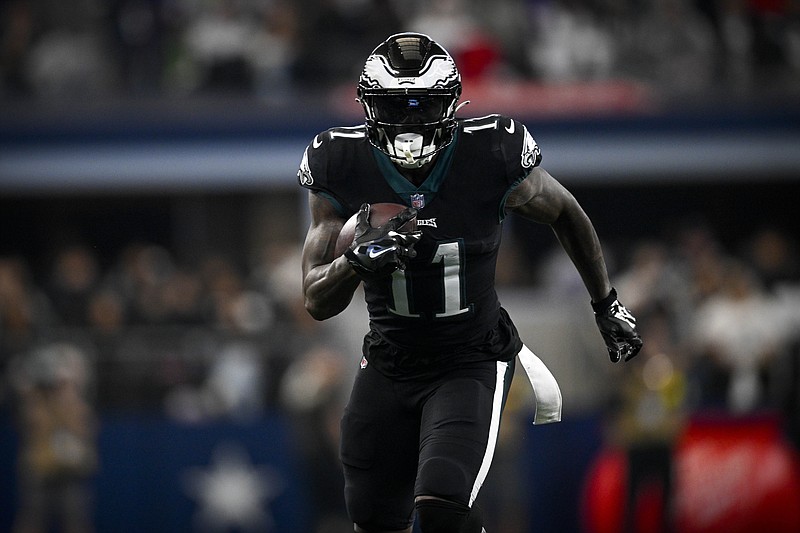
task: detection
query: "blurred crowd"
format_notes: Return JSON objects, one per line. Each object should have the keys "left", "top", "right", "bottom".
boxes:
{"left": 1, "top": 0, "right": 799, "bottom": 103}
{"left": 0, "top": 240, "right": 349, "bottom": 413}
{"left": 0, "top": 218, "right": 798, "bottom": 421}
{"left": 611, "top": 222, "right": 800, "bottom": 421}
{"left": 595, "top": 221, "right": 800, "bottom": 533}
{"left": 0, "top": 215, "right": 799, "bottom": 531}
{"left": 0, "top": 239, "right": 355, "bottom": 531}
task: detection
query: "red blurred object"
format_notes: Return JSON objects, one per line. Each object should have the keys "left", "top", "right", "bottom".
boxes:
{"left": 674, "top": 415, "right": 800, "bottom": 533}
{"left": 454, "top": 32, "right": 500, "bottom": 81}
{"left": 582, "top": 414, "right": 800, "bottom": 533}
{"left": 582, "top": 449, "right": 627, "bottom": 533}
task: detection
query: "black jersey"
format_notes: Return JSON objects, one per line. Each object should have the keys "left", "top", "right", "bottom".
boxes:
{"left": 298, "top": 114, "right": 542, "bottom": 377}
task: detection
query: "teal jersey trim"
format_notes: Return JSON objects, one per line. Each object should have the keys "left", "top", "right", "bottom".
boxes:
{"left": 498, "top": 169, "right": 533, "bottom": 223}
{"left": 371, "top": 129, "right": 460, "bottom": 206}
{"left": 316, "top": 191, "right": 347, "bottom": 218}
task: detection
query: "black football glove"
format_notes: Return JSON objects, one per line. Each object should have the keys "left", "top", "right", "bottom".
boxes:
{"left": 344, "top": 203, "right": 422, "bottom": 280}
{"left": 592, "top": 287, "right": 643, "bottom": 363}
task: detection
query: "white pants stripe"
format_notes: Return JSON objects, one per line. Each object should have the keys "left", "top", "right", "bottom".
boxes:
{"left": 467, "top": 345, "right": 562, "bottom": 507}
{"left": 469, "top": 360, "right": 509, "bottom": 507}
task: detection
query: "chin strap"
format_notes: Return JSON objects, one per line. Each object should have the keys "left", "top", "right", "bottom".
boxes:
{"left": 394, "top": 153, "right": 433, "bottom": 169}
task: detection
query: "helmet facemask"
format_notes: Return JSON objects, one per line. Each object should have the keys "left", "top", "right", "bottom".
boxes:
{"left": 358, "top": 33, "right": 462, "bottom": 169}
{"left": 360, "top": 91, "right": 460, "bottom": 168}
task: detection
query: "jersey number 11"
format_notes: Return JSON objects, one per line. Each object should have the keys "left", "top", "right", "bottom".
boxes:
{"left": 389, "top": 240, "right": 471, "bottom": 319}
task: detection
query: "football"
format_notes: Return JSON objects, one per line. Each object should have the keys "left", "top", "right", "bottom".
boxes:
{"left": 334, "top": 203, "right": 417, "bottom": 257}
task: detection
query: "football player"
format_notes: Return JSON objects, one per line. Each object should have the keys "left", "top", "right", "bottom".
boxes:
{"left": 298, "top": 32, "right": 642, "bottom": 533}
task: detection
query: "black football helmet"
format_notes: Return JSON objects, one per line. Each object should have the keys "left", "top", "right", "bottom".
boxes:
{"left": 358, "top": 33, "right": 462, "bottom": 168}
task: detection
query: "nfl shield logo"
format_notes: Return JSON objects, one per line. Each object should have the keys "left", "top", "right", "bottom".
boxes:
{"left": 410, "top": 194, "right": 425, "bottom": 209}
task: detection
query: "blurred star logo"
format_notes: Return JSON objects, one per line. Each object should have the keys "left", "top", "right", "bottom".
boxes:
{"left": 183, "top": 442, "right": 284, "bottom": 531}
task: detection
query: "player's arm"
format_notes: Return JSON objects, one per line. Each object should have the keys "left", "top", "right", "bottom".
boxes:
{"left": 301, "top": 191, "right": 362, "bottom": 321}
{"left": 507, "top": 167, "right": 611, "bottom": 301}
{"left": 507, "top": 167, "right": 643, "bottom": 362}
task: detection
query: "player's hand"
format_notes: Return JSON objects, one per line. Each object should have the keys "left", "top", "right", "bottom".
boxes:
{"left": 344, "top": 204, "right": 422, "bottom": 279}
{"left": 592, "top": 288, "right": 643, "bottom": 363}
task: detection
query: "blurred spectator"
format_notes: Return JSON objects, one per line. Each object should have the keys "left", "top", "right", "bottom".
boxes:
{"left": 108, "top": 0, "right": 169, "bottom": 94}
{"left": 290, "top": 0, "right": 403, "bottom": 90}
{"left": 47, "top": 245, "right": 100, "bottom": 327}
{"left": 205, "top": 341, "right": 266, "bottom": 419}
{"left": 159, "top": 266, "right": 205, "bottom": 325}
{"left": 278, "top": 344, "right": 349, "bottom": 533}
{"left": 199, "top": 253, "right": 275, "bottom": 332}
{"left": 248, "top": 0, "right": 297, "bottom": 103}
{"left": 466, "top": 0, "right": 533, "bottom": 77}
{"left": 606, "top": 306, "right": 688, "bottom": 533}
{"left": 9, "top": 341, "right": 98, "bottom": 533}
{"left": 409, "top": 0, "right": 504, "bottom": 81}
{"left": 746, "top": 0, "right": 792, "bottom": 72}
{"left": 615, "top": 241, "right": 695, "bottom": 342}
{"left": 109, "top": 243, "right": 176, "bottom": 324}
{"left": 0, "top": 0, "right": 35, "bottom": 96}
{"left": 86, "top": 289, "right": 126, "bottom": 335}
{"left": 23, "top": 0, "right": 115, "bottom": 98}
{"left": 164, "top": 339, "right": 267, "bottom": 423}
{"left": 631, "top": 0, "right": 716, "bottom": 93}
{"left": 254, "top": 246, "right": 315, "bottom": 332}
{"left": 692, "top": 0, "right": 752, "bottom": 83}
{"left": 526, "top": 0, "right": 616, "bottom": 81}
{"left": 182, "top": 0, "right": 258, "bottom": 94}
{"left": 0, "top": 257, "right": 55, "bottom": 358}
{"left": 614, "top": 235, "right": 691, "bottom": 326}
{"left": 173, "top": 0, "right": 299, "bottom": 99}
{"left": 742, "top": 227, "right": 800, "bottom": 293}
{"left": 669, "top": 221, "right": 728, "bottom": 336}
{"left": 691, "top": 260, "right": 784, "bottom": 412}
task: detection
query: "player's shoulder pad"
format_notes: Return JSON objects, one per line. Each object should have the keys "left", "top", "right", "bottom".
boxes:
{"left": 297, "top": 125, "right": 368, "bottom": 189}
{"left": 309, "top": 125, "right": 368, "bottom": 153}
{"left": 460, "top": 113, "right": 523, "bottom": 133}
{"left": 461, "top": 114, "right": 541, "bottom": 171}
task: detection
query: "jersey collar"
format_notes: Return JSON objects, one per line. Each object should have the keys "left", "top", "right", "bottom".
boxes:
{"left": 372, "top": 129, "right": 460, "bottom": 206}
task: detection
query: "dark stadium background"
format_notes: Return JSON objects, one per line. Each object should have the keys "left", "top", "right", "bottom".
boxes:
{"left": 2, "top": 1, "right": 800, "bottom": 532}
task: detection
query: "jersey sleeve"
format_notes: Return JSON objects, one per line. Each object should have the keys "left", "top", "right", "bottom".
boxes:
{"left": 494, "top": 116, "right": 543, "bottom": 221}
{"left": 297, "top": 133, "right": 328, "bottom": 192}
{"left": 296, "top": 131, "right": 349, "bottom": 217}
{"left": 498, "top": 116, "right": 542, "bottom": 185}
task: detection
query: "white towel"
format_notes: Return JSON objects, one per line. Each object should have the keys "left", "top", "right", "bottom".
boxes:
{"left": 517, "top": 345, "right": 562, "bottom": 424}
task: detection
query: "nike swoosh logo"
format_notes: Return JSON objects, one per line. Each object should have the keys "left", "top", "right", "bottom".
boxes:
{"left": 367, "top": 245, "right": 392, "bottom": 259}
{"left": 505, "top": 120, "right": 515, "bottom": 134}
{"left": 312, "top": 135, "right": 323, "bottom": 149}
